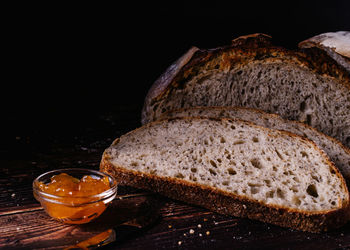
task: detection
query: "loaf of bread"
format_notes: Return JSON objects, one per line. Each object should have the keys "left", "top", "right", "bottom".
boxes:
{"left": 159, "top": 106, "right": 350, "bottom": 181}
{"left": 141, "top": 33, "right": 350, "bottom": 148}
{"left": 299, "top": 31, "right": 350, "bottom": 74}
{"left": 101, "top": 117, "right": 350, "bottom": 232}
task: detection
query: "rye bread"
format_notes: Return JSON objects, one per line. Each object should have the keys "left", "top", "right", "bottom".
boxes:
{"left": 159, "top": 106, "right": 350, "bottom": 182}
{"left": 141, "top": 33, "right": 350, "bottom": 148}
{"left": 101, "top": 117, "right": 350, "bottom": 232}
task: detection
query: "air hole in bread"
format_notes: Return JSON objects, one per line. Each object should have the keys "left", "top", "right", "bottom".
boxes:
{"left": 191, "top": 168, "right": 197, "bottom": 173}
{"left": 209, "top": 168, "right": 217, "bottom": 176}
{"left": 277, "top": 188, "right": 285, "bottom": 199}
{"left": 306, "top": 114, "right": 312, "bottom": 125}
{"left": 293, "top": 177, "right": 300, "bottom": 183}
{"left": 231, "top": 125, "right": 236, "bottom": 130}
{"left": 273, "top": 166, "right": 277, "bottom": 172}
{"left": 210, "top": 136, "right": 214, "bottom": 142}
{"left": 131, "top": 162, "right": 138, "bottom": 167}
{"left": 234, "top": 140, "right": 245, "bottom": 145}
{"left": 329, "top": 166, "right": 336, "bottom": 174}
{"left": 275, "top": 149, "right": 284, "bottom": 160}
{"left": 227, "top": 168, "right": 237, "bottom": 175}
{"left": 311, "top": 175, "right": 320, "bottom": 182}
{"left": 266, "top": 190, "right": 274, "bottom": 198}
{"left": 217, "top": 158, "right": 222, "bottom": 163}
{"left": 293, "top": 196, "right": 301, "bottom": 206}
{"left": 222, "top": 181, "right": 229, "bottom": 186}
{"left": 175, "top": 173, "right": 184, "bottom": 179}
{"left": 264, "top": 179, "right": 271, "bottom": 187}
{"left": 331, "top": 201, "right": 336, "bottom": 206}
{"left": 250, "top": 158, "right": 263, "bottom": 169}
{"left": 250, "top": 186, "right": 259, "bottom": 194}
{"left": 306, "top": 184, "right": 318, "bottom": 198}
{"left": 210, "top": 160, "right": 217, "bottom": 168}
{"left": 267, "top": 157, "right": 271, "bottom": 161}
{"left": 329, "top": 119, "right": 333, "bottom": 126}
{"left": 220, "top": 137, "right": 226, "bottom": 143}
{"left": 300, "top": 101, "right": 306, "bottom": 112}
{"left": 300, "top": 151, "right": 308, "bottom": 158}
{"left": 290, "top": 186, "right": 298, "bottom": 193}
{"left": 252, "top": 137, "right": 259, "bottom": 143}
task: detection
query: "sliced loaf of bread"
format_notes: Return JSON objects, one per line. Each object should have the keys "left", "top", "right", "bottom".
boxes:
{"left": 101, "top": 117, "right": 350, "bottom": 232}
{"left": 141, "top": 33, "right": 350, "bottom": 148}
{"left": 299, "top": 31, "right": 350, "bottom": 73}
{"left": 159, "top": 106, "right": 350, "bottom": 181}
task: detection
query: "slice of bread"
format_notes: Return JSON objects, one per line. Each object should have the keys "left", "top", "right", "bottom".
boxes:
{"left": 141, "top": 33, "right": 350, "bottom": 148}
{"left": 159, "top": 106, "right": 350, "bottom": 182}
{"left": 101, "top": 117, "right": 350, "bottom": 232}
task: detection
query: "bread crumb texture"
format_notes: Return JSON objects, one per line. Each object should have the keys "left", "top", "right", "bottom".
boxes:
{"left": 107, "top": 118, "right": 347, "bottom": 212}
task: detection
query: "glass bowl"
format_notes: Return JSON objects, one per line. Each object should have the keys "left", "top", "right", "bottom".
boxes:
{"left": 33, "top": 168, "right": 117, "bottom": 224}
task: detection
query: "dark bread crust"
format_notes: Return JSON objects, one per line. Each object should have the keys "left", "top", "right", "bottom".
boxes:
{"left": 100, "top": 117, "right": 350, "bottom": 232}
{"left": 299, "top": 31, "right": 350, "bottom": 75}
{"left": 141, "top": 47, "right": 199, "bottom": 124}
{"left": 141, "top": 33, "right": 350, "bottom": 124}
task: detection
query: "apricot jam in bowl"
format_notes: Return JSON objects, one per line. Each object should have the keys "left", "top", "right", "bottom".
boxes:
{"left": 33, "top": 168, "right": 117, "bottom": 224}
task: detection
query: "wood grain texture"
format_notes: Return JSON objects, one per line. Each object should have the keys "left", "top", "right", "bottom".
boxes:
{"left": 2, "top": 195, "right": 350, "bottom": 250}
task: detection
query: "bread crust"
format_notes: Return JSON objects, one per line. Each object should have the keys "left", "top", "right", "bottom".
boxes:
{"left": 299, "top": 32, "right": 350, "bottom": 73}
{"left": 100, "top": 117, "right": 350, "bottom": 232}
{"left": 299, "top": 31, "right": 350, "bottom": 58}
{"left": 141, "top": 33, "right": 350, "bottom": 124}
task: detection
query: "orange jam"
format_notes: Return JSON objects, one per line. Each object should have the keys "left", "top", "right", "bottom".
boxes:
{"left": 38, "top": 173, "right": 110, "bottom": 224}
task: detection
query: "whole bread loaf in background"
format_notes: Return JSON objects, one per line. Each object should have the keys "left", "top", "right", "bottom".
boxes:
{"left": 299, "top": 31, "right": 350, "bottom": 72}
{"left": 101, "top": 117, "right": 350, "bottom": 232}
{"left": 141, "top": 33, "right": 350, "bottom": 148}
{"left": 159, "top": 106, "right": 350, "bottom": 182}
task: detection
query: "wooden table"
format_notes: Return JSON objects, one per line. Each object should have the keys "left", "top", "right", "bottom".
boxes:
{"left": 2, "top": 103, "right": 350, "bottom": 249}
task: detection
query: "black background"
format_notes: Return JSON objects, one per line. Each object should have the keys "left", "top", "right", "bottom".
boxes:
{"left": 2, "top": 1, "right": 350, "bottom": 155}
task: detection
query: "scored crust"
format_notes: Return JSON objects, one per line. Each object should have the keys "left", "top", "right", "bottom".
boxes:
{"left": 100, "top": 117, "right": 350, "bottom": 232}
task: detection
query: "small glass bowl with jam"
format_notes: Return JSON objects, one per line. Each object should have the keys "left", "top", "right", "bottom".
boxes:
{"left": 33, "top": 168, "right": 117, "bottom": 224}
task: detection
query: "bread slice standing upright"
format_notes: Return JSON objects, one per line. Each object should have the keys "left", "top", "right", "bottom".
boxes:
{"left": 101, "top": 117, "right": 350, "bottom": 232}
{"left": 141, "top": 33, "right": 350, "bottom": 148}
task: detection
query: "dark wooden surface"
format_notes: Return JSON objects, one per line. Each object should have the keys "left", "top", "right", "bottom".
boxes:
{"left": 2, "top": 103, "right": 350, "bottom": 250}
